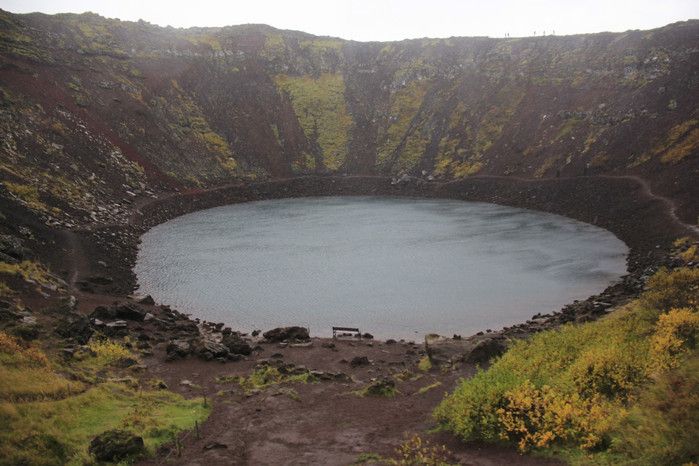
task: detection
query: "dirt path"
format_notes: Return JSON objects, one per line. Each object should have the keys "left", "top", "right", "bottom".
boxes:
{"left": 137, "top": 339, "right": 562, "bottom": 466}
{"left": 446, "top": 173, "right": 698, "bottom": 236}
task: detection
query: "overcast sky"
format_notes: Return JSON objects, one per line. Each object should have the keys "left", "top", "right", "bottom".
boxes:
{"left": 1, "top": 0, "right": 697, "bottom": 41}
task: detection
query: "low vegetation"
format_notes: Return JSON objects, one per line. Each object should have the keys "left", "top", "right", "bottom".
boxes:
{"left": 0, "top": 332, "right": 210, "bottom": 465}
{"left": 434, "top": 267, "right": 699, "bottom": 465}
{"left": 354, "top": 434, "right": 455, "bottom": 465}
{"left": 216, "top": 364, "right": 317, "bottom": 395}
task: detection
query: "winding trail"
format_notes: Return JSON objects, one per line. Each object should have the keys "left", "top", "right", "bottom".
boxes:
{"left": 447, "top": 173, "right": 699, "bottom": 236}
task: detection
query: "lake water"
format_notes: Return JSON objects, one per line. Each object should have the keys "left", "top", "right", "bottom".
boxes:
{"left": 135, "top": 197, "right": 628, "bottom": 339}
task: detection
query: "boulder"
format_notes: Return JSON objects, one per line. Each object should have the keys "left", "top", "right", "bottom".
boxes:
{"left": 114, "top": 304, "right": 146, "bottom": 321}
{"left": 55, "top": 315, "right": 93, "bottom": 344}
{"left": 222, "top": 334, "right": 252, "bottom": 355}
{"left": 89, "top": 306, "right": 116, "bottom": 320}
{"left": 137, "top": 295, "right": 155, "bottom": 305}
{"left": 349, "top": 356, "right": 370, "bottom": 368}
{"left": 364, "top": 378, "right": 396, "bottom": 396}
{"left": 91, "top": 304, "right": 145, "bottom": 322}
{"left": 195, "top": 338, "right": 229, "bottom": 360}
{"left": 0, "top": 234, "right": 28, "bottom": 261}
{"left": 89, "top": 430, "right": 145, "bottom": 462}
{"left": 262, "top": 326, "right": 309, "bottom": 342}
{"left": 465, "top": 337, "right": 507, "bottom": 364}
{"left": 166, "top": 339, "right": 192, "bottom": 360}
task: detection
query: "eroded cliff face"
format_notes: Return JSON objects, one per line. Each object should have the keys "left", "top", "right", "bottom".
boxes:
{"left": 0, "top": 10, "right": 697, "bottom": 229}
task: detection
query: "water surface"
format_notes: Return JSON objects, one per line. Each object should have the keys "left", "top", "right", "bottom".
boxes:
{"left": 135, "top": 197, "right": 627, "bottom": 339}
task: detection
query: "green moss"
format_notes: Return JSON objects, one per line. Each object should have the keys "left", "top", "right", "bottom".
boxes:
{"left": 219, "top": 365, "right": 318, "bottom": 395}
{"left": 0, "top": 261, "right": 57, "bottom": 288}
{"left": 354, "top": 379, "right": 398, "bottom": 398}
{"left": 275, "top": 73, "right": 351, "bottom": 171}
{"left": 377, "top": 80, "right": 429, "bottom": 171}
{"left": 2, "top": 182, "right": 47, "bottom": 212}
{"left": 417, "top": 381, "right": 442, "bottom": 395}
{"left": 472, "top": 86, "right": 524, "bottom": 157}
{"left": 185, "top": 33, "right": 222, "bottom": 51}
{"left": 260, "top": 33, "right": 287, "bottom": 60}
{"left": 418, "top": 356, "right": 432, "bottom": 372}
{"left": 554, "top": 118, "right": 580, "bottom": 141}
{"left": 633, "top": 119, "right": 699, "bottom": 167}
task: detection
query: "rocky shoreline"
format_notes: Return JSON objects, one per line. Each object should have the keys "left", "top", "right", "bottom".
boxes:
{"left": 52, "top": 175, "right": 696, "bottom": 367}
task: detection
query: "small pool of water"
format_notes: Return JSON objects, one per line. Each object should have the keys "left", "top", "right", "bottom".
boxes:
{"left": 135, "top": 196, "right": 628, "bottom": 339}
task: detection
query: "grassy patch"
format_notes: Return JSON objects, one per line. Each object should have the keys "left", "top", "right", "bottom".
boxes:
{"left": 354, "top": 379, "right": 397, "bottom": 398}
{"left": 434, "top": 267, "right": 699, "bottom": 464}
{"left": 2, "top": 182, "right": 47, "bottom": 212}
{"left": 0, "top": 260, "right": 58, "bottom": 288}
{"left": 275, "top": 73, "right": 351, "bottom": 171}
{"left": 0, "top": 332, "right": 83, "bottom": 402}
{"left": 0, "top": 383, "right": 209, "bottom": 465}
{"left": 417, "top": 381, "right": 442, "bottom": 395}
{"left": 217, "top": 365, "right": 317, "bottom": 394}
{"left": 417, "top": 356, "right": 432, "bottom": 372}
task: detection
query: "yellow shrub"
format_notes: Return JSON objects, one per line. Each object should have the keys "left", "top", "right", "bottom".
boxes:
{"left": 570, "top": 345, "right": 648, "bottom": 402}
{"left": 650, "top": 308, "right": 699, "bottom": 371}
{"left": 0, "top": 331, "right": 49, "bottom": 367}
{"left": 496, "top": 380, "right": 612, "bottom": 452}
{"left": 679, "top": 245, "right": 697, "bottom": 263}
{"left": 387, "top": 434, "right": 454, "bottom": 466}
{"left": 87, "top": 339, "right": 132, "bottom": 366}
{"left": 0, "top": 331, "right": 22, "bottom": 353}
{"left": 641, "top": 268, "right": 699, "bottom": 311}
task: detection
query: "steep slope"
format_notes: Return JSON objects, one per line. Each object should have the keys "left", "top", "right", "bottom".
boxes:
{"left": 0, "top": 10, "right": 697, "bottom": 229}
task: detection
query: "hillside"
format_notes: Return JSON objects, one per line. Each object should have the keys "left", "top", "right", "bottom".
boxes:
{"left": 0, "top": 10, "right": 698, "bottom": 465}
{"left": 0, "top": 10, "right": 697, "bottom": 231}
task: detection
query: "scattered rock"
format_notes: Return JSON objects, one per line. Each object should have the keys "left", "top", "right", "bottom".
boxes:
{"left": 166, "top": 339, "right": 192, "bottom": 360}
{"left": 203, "top": 442, "right": 228, "bottom": 450}
{"left": 263, "top": 326, "right": 310, "bottom": 342}
{"left": 350, "top": 356, "right": 370, "bottom": 368}
{"left": 364, "top": 378, "right": 396, "bottom": 396}
{"left": 138, "top": 295, "right": 155, "bottom": 305}
{"left": 222, "top": 334, "right": 252, "bottom": 355}
{"left": 465, "top": 337, "right": 507, "bottom": 364}
{"left": 195, "top": 338, "right": 230, "bottom": 360}
{"left": 89, "top": 430, "right": 145, "bottom": 462}
{"left": 56, "top": 315, "right": 93, "bottom": 344}
{"left": 0, "top": 234, "right": 29, "bottom": 261}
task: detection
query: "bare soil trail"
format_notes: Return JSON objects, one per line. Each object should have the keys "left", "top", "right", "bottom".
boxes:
{"left": 137, "top": 339, "right": 563, "bottom": 466}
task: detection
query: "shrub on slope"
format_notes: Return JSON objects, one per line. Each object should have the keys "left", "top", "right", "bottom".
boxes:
{"left": 434, "top": 267, "right": 699, "bottom": 465}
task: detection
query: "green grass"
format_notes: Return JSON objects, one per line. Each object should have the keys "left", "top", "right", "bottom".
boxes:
{"left": 0, "top": 383, "right": 210, "bottom": 465}
{"left": 275, "top": 73, "right": 351, "bottom": 171}
{"left": 0, "top": 331, "right": 210, "bottom": 464}
{"left": 417, "top": 381, "right": 442, "bottom": 395}
{"left": 217, "top": 365, "right": 318, "bottom": 394}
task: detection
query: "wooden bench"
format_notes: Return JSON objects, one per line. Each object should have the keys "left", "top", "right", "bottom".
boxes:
{"left": 332, "top": 326, "right": 361, "bottom": 339}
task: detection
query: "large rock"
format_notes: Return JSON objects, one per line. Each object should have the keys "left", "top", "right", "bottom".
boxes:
{"left": 425, "top": 334, "right": 507, "bottom": 367}
{"left": 89, "top": 430, "right": 145, "bottom": 462}
{"left": 0, "top": 234, "right": 28, "bottom": 262}
{"left": 465, "top": 337, "right": 507, "bottom": 364}
{"left": 166, "top": 339, "right": 192, "bottom": 360}
{"left": 195, "top": 338, "right": 229, "bottom": 360}
{"left": 262, "top": 326, "right": 310, "bottom": 342}
{"left": 90, "top": 304, "right": 146, "bottom": 322}
{"left": 55, "top": 315, "right": 94, "bottom": 344}
{"left": 222, "top": 334, "right": 252, "bottom": 356}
